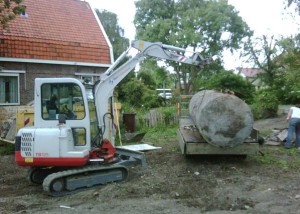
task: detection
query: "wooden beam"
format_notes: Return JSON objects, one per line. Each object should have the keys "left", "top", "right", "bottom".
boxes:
{"left": 0, "top": 138, "right": 15, "bottom": 145}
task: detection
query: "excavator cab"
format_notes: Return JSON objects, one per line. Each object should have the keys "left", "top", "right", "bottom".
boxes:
{"left": 15, "top": 78, "right": 93, "bottom": 167}
{"left": 40, "top": 80, "right": 91, "bottom": 147}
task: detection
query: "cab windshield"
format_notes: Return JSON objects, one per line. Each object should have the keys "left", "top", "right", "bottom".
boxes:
{"left": 41, "top": 83, "right": 85, "bottom": 120}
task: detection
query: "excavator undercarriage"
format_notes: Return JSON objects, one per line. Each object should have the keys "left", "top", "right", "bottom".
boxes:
{"left": 27, "top": 148, "right": 147, "bottom": 196}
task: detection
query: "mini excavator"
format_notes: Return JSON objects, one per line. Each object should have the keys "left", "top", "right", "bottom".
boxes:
{"left": 15, "top": 40, "right": 207, "bottom": 196}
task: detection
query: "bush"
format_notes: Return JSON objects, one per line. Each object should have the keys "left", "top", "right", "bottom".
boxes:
{"left": 119, "top": 79, "right": 146, "bottom": 107}
{"left": 197, "top": 70, "right": 255, "bottom": 104}
{"left": 119, "top": 78, "right": 170, "bottom": 109}
{"left": 0, "top": 143, "right": 14, "bottom": 155}
{"left": 251, "top": 89, "right": 279, "bottom": 119}
{"left": 162, "top": 107, "right": 177, "bottom": 125}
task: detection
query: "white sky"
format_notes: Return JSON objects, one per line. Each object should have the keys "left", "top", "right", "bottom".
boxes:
{"left": 87, "top": 0, "right": 300, "bottom": 70}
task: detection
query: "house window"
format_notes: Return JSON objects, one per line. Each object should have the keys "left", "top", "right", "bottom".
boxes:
{"left": 0, "top": 74, "right": 19, "bottom": 105}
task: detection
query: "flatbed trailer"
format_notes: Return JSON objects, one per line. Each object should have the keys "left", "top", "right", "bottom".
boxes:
{"left": 177, "top": 118, "right": 260, "bottom": 156}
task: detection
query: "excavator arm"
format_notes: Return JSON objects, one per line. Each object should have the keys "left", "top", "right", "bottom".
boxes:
{"left": 93, "top": 40, "right": 208, "bottom": 145}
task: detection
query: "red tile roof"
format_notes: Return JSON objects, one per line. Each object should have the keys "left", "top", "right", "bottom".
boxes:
{"left": 0, "top": 0, "right": 111, "bottom": 65}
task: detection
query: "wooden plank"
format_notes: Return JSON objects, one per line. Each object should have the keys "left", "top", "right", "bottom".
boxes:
{"left": 179, "top": 127, "right": 205, "bottom": 143}
{"left": 184, "top": 141, "right": 259, "bottom": 155}
{"left": 177, "top": 129, "right": 186, "bottom": 154}
{"left": 178, "top": 118, "right": 206, "bottom": 143}
{"left": 0, "top": 138, "right": 14, "bottom": 145}
{"left": 177, "top": 126, "right": 260, "bottom": 155}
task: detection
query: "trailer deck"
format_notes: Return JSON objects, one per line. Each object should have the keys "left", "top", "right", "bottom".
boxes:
{"left": 177, "top": 118, "right": 260, "bottom": 156}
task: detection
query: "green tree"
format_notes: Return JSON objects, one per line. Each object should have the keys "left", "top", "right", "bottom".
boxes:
{"left": 137, "top": 59, "right": 174, "bottom": 90}
{"left": 120, "top": 79, "right": 146, "bottom": 107}
{"left": 252, "top": 88, "right": 279, "bottom": 119}
{"left": 137, "top": 71, "right": 156, "bottom": 90}
{"left": 276, "top": 36, "right": 300, "bottom": 103}
{"left": 243, "top": 34, "right": 300, "bottom": 104}
{"left": 283, "top": 1, "right": 300, "bottom": 101}
{"left": 96, "top": 9, "right": 129, "bottom": 60}
{"left": 134, "top": 0, "right": 252, "bottom": 94}
{"left": 0, "top": 0, "right": 26, "bottom": 28}
{"left": 134, "top": 0, "right": 175, "bottom": 43}
{"left": 286, "top": 0, "right": 300, "bottom": 14}
{"left": 242, "top": 35, "right": 285, "bottom": 88}
{"left": 120, "top": 78, "right": 162, "bottom": 109}
{"left": 198, "top": 70, "right": 255, "bottom": 103}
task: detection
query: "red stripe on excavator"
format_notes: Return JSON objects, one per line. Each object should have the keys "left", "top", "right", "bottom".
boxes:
{"left": 15, "top": 151, "right": 88, "bottom": 167}
{"left": 178, "top": 56, "right": 185, "bottom": 62}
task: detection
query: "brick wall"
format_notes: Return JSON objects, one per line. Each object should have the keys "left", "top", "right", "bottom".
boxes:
{"left": 0, "top": 62, "right": 107, "bottom": 105}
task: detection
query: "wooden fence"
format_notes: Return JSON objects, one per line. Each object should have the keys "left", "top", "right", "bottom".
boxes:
{"left": 143, "top": 109, "right": 179, "bottom": 127}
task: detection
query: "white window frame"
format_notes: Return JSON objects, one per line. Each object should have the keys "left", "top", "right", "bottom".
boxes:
{"left": 0, "top": 70, "right": 24, "bottom": 106}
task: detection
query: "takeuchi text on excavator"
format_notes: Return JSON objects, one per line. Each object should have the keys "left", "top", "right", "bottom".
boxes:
{"left": 15, "top": 40, "right": 208, "bottom": 196}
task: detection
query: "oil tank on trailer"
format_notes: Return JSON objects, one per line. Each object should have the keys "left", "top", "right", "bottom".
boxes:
{"left": 189, "top": 90, "right": 254, "bottom": 148}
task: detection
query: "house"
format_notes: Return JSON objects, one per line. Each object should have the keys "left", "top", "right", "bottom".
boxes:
{"left": 237, "top": 67, "right": 264, "bottom": 89}
{"left": 0, "top": 0, "right": 113, "bottom": 106}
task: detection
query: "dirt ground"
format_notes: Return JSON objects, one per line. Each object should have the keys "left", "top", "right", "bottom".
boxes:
{"left": 1, "top": 116, "right": 300, "bottom": 214}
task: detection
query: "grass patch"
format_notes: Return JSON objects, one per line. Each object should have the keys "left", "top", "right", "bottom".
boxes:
{"left": 258, "top": 130, "right": 273, "bottom": 138}
{"left": 141, "top": 125, "right": 178, "bottom": 146}
{"left": 0, "top": 143, "right": 15, "bottom": 155}
{"left": 115, "top": 119, "right": 178, "bottom": 146}
{"left": 252, "top": 146, "right": 300, "bottom": 171}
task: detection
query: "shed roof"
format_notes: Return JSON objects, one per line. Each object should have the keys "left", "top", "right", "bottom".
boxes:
{"left": 0, "top": 0, "right": 112, "bottom": 66}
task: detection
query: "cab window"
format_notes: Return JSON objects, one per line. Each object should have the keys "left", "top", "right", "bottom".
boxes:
{"left": 41, "top": 83, "right": 85, "bottom": 120}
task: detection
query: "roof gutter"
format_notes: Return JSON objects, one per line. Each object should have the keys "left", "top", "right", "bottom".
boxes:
{"left": 0, "top": 57, "right": 111, "bottom": 67}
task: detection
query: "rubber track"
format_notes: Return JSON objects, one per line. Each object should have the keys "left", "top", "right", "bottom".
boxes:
{"left": 43, "top": 165, "right": 128, "bottom": 196}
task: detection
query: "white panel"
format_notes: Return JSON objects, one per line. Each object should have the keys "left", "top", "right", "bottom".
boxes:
{"left": 34, "top": 128, "right": 60, "bottom": 158}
